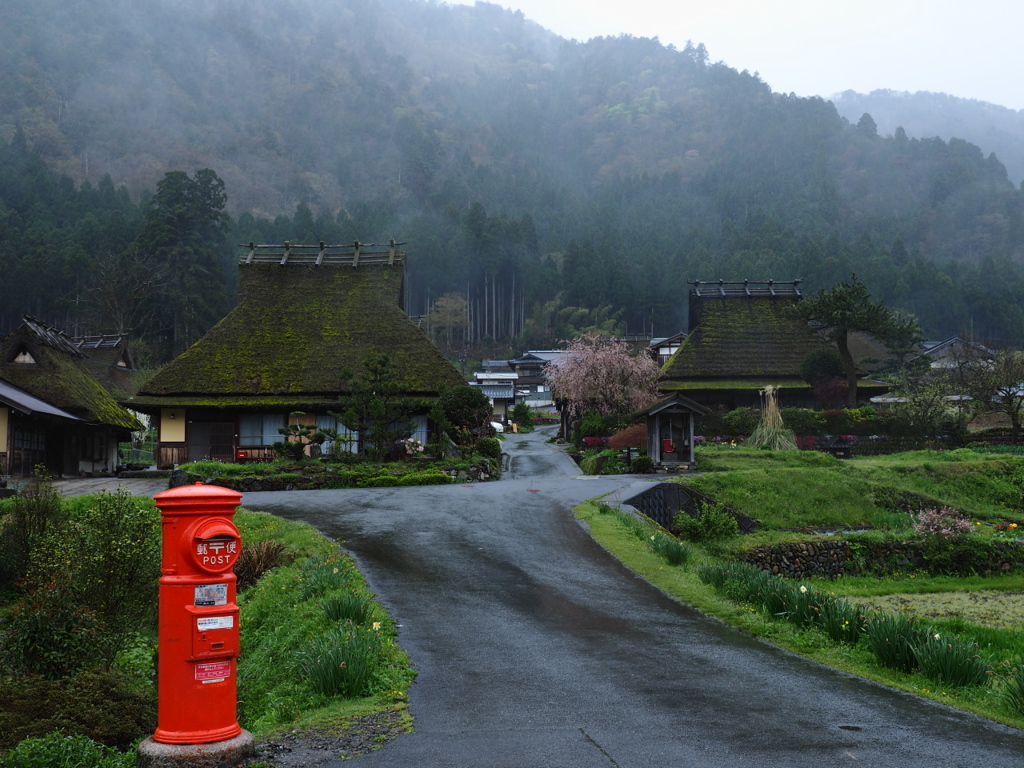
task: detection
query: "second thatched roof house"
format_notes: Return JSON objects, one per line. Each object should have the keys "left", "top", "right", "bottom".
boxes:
{"left": 660, "top": 279, "right": 888, "bottom": 410}
{"left": 131, "top": 242, "right": 466, "bottom": 467}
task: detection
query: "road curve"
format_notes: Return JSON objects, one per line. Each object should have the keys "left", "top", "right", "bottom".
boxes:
{"left": 242, "top": 427, "right": 1024, "bottom": 767}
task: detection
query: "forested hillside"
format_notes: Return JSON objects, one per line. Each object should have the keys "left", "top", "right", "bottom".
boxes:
{"left": 3, "top": 0, "right": 1024, "bottom": 361}
{"left": 832, "top": 90, "right": 1024, "bottom": 186}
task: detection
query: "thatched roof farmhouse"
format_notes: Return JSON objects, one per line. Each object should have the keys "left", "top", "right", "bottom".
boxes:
{"left": 131, "top": 243, "right": 466, "bottom": 466}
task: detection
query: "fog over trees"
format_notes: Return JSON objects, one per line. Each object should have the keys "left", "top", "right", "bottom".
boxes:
{"left": 3, "top": 0, "right": 1024, "bottom": 359}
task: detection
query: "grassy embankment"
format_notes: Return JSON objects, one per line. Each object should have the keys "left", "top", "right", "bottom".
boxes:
{"left": 575, "top": 446, "right": 1024, "bottom": 729}
{"left": 0, "top": 485, "right": 415, "bottom": 767}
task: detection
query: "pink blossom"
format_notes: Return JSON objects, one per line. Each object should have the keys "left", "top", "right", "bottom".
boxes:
{"left": 546, "top": 333, "right": 660, "bottom": 422}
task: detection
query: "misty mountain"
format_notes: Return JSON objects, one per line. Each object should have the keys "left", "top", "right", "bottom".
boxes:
{"left": 3, "top": 0, "right": 1024, "bottom": 355}
{"left": 832, "top": 90, "right": 1024, "bottom": 186}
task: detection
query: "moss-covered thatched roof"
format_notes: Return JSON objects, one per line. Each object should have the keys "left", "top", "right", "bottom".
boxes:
{"left": 0, "top": 318, "right": 144, "bottom": 430}
{"left": 133, "top": 260, "right": 465, "bottom": 407}
{"left": 662, "top": 295, "right": 826, "bottom": 381}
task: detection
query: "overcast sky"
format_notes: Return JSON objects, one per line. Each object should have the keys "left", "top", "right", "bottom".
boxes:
{"left": 476, "top": 0, "right": 1023, "bottom": 111}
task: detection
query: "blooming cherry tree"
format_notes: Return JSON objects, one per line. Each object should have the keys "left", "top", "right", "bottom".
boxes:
{"left": 546, "top": 333, "right": 660, "bottom": 429}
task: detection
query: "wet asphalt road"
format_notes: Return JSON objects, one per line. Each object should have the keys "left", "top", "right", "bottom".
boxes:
{"left": 242, "top": 427, "right": 1024, "bottom": 767}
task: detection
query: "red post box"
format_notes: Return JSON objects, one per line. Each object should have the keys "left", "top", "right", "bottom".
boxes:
{"left": 152, "top": 483, "right": 245, "bottom": 744}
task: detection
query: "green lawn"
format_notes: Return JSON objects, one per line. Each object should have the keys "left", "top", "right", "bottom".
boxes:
{"left": 576, "top": 445, "right": 1024, "bottom": 730}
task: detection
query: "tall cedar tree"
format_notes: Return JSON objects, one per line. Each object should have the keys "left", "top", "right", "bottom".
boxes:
{"left": 137, "top": 169, "right": 231, "bottom": 356}
{"left": 788, "top": 275, "right": 915, "bottom": 407}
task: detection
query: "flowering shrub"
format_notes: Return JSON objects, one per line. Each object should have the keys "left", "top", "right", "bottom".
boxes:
{"left": 401, "top": 438, "right": 425, "bottom": 456}
{"left": 582, "top": 436, "right": 606, "bottom": 448}
{"left": 913, "top": 507, "right": 973, "bottom": 540}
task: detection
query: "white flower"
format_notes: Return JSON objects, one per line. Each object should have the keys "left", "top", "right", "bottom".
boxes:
{"left": 799, "top": 585, "right": 808, "bottom": 594}
{"left": 933, "top": 633, "right": 941, "bottom": 640}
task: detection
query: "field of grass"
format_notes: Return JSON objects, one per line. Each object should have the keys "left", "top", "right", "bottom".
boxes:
{"left": 689, "top": 446, "right": 1024, "bottom": 530}
{"left": 576, "top": 445, "right": 1024, "bottom": 730}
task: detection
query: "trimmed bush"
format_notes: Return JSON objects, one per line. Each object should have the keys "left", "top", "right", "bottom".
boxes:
{"left": 475, "top": 437, "right": 502, "bottom": 461}
{"left": 630, "top": 456, "right": 654, "bottom": 474}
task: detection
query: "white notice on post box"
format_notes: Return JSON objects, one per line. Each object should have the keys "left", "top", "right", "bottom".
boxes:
{"left": 196, "top": 616, "right": 234, "bottom": 631}
{"left": 194, "top": 583, "right": 228, "bottom": 606}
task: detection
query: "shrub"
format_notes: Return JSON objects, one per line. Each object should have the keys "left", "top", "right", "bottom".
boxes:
{"left": 272, "top": 439, "right": 307, "bottom": 462}
{"left": 674, "top": 503, "right": 740, "bottom": 543}
{"left": 913, "top": 507, "right": 988, "bottom": 574}
{"left": 234, "top": 540, "right": 287, "bottom": 591}
{"left": 476, "top": 436, "right": 502, "bottom": 461}
{"left": 722, "top": 407, "right": 759, "bottom": 436}
{"left": 630, "top": 455, "right": 654, "bottom": 474}
{"left": 578, "top": 412, "right": 616, "bottom": 439}
{"left": 511, "top": 402, "right": 533, "bottom": 429}
{"left": 780, "top": 408, "right": 823, "bottom": 437}
{"left": 0, "top": 731, "right": 134, "bottom": 768}
{"left": 0, "top": 670, "right": 156, "bottom": 751}
{"left": 608, "top": 423, "right": 647, "bottom": 450}
{"left": 64, "top": 491, "right": 161, "bottom": 662}
{"left": 357, "top": 474, "right": 400, "bottom": 488}
{"left": 396, "top": 470, "right": 455, "bottom": 486}
{"left": 913, "top": 507, "right": 972, "bottom": 539}
{"left": 0, "top": 467, "right": 65, "bottom": 592}
{"left": 0, "top": 574, "right": 103, "bottom": 678}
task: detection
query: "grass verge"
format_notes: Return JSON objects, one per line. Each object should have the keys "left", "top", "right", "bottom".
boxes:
{"left": 574, "top": 498, "right": 1024, "bottom": 731}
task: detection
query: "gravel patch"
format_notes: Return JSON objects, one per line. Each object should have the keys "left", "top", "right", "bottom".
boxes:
{"left": 248, "top": 709, "right": 411, "bottom": 767}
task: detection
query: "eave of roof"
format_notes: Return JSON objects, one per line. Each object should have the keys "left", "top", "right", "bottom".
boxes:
{"left": 0, "top": 380, "right": 85, "bottom": 421}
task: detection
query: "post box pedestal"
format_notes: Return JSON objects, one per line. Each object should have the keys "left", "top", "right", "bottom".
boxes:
{"left": 136, "top": 730, "right": 255, "bottom": 768}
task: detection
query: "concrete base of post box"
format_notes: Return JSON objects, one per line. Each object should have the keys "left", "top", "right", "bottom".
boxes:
{"left": 136, "top": 730, "right": 255, "bottom": 768}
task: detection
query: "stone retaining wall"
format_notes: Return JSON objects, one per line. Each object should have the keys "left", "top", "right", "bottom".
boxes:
{"left": 743, "top": 538, "right": 1024, "bottom": 579}
{"left": 744, "top": 540, "right": 852, "bottom": 579}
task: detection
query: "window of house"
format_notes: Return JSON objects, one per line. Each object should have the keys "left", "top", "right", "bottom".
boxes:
{"left": 238, "top": 413, "right": 286, "bottom": 446}
{"left": 315, "top": 414, "right": 357, "bottom": 454}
